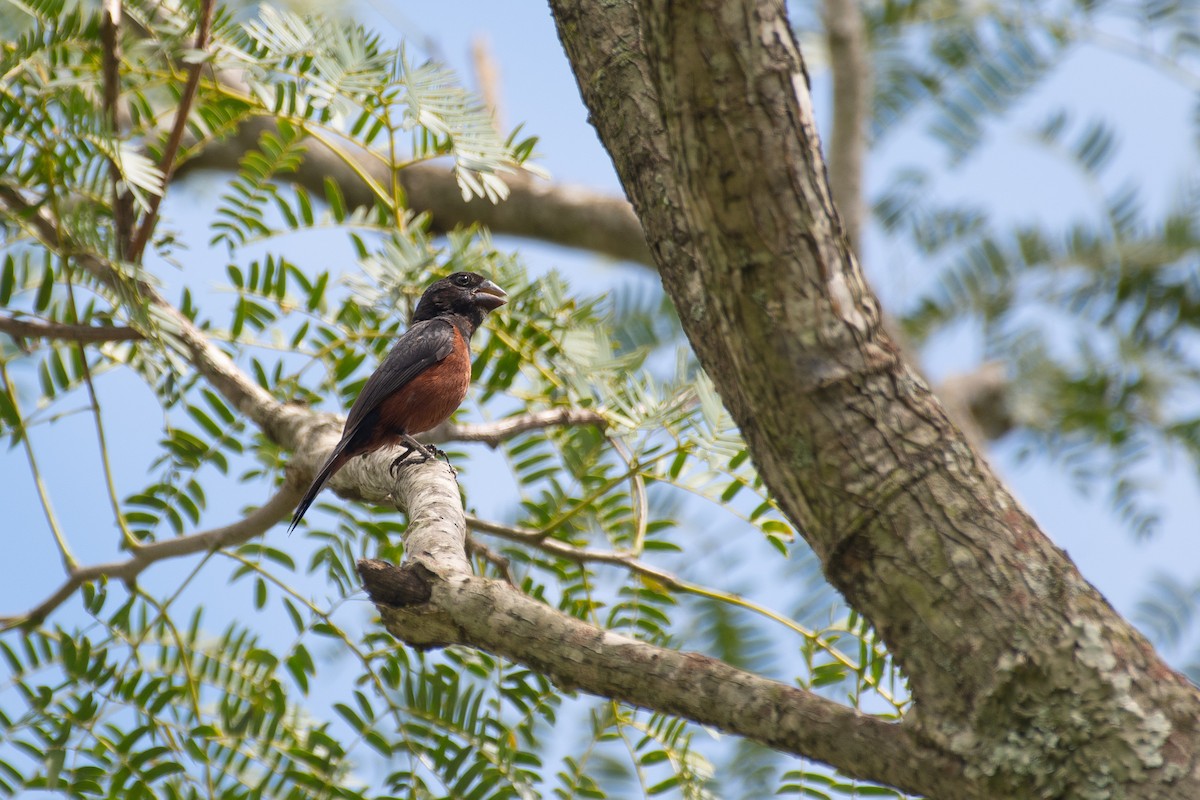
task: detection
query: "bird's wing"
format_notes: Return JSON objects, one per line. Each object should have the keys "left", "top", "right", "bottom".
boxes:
{"left": 342, "top": 317, "right": 457, "bottom": 436}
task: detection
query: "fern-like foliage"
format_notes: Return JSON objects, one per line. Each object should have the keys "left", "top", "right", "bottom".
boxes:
{"left": 0, "top": 609, "right": 363, "bottom": 798}
{"left": 0, "top": 1, "right": 917, "bottom": 798}
{"left": 837, "top": 0, "right": 1200, "bottom": 540}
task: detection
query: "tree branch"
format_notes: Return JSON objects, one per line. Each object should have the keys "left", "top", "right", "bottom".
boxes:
{"left": 357, "top": 457, "right": 957, "bottom": 797}
{"left": 549, "top": 0, "right": 1200, "bottom": 795}
{"left": 0, "top": 485, "right": 299, "bottom": 630}
{"left": 127, "top": 0, "right": 216, "bottom": 263}
{"left": 423, "top": 407, "right": 606, "bottom": 447}
{"left": 465, "top": 514, "right": 674, "bottom": 581}
{"left": 463, "top": 535, "right": 517, "bottom": 585}
{"left": 822, "top": 0, "right": 870, "bottom": 253}
{"left": 0, "top": 314, "right": 144, "bottom": 343}
{"left": 178, "top": 116, "right": 654, "bottom": 266}
{"left": 937, "top": 361, "right": 1015, "bottom": 441}
{"left": 0, "top": 186, "right": 303, "bottom": 444}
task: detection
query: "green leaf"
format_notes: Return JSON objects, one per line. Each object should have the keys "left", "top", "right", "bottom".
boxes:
{"left": 34, "top": 260, "right": 54, "bottom": 311}
{"left": 324, "top": 177, "right": 346, "bottom": 221}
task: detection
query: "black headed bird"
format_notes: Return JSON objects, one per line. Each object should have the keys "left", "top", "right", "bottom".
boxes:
{"left": 288, "top": 271, "right": 507, "bottom": 531}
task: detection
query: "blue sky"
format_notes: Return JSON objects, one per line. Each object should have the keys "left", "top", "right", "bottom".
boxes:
{"left": 4, "top": 0, "right": 1200, "bottom": 705}
{"left": 343, "top": 1, "right": 1200, "bottom": 623}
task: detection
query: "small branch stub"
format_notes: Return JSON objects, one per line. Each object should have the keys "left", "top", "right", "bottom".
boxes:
{"left": 358, "top": 559, "right": 435, "bottom": 608}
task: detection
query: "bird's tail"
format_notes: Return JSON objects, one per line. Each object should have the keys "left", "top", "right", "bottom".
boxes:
{"left": 289, "top": 443, "right": 350, "bottom": 533}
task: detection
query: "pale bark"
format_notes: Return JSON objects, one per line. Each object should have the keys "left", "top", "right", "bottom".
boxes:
{"left": 542, "top": 0, "right": 1200, "bottom": 797}
{"left": 356, "top": 462, "right": 957, "bottom": 795}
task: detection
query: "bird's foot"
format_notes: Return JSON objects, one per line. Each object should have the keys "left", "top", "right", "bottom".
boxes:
{"left": 422, "top": 444, "right": 457, "bottom": 476}
{"left": 389, "top": 442, "right": 455, "bottom": 477}
{"left": 388, "top": 445, "right": 420, "bottom": 477}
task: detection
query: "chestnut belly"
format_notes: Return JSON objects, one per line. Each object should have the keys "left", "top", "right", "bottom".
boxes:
{"left": 373, "top": 349, "right": 471, "bottom": 436}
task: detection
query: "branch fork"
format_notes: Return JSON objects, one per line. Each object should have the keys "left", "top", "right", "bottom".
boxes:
{"left": 354, "top": 445, "right": 951, "bottom": 790}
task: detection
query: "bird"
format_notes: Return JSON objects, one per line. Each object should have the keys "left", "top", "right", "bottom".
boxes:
{"left": 288, "top": 271, "right": 507, "bottom": 532}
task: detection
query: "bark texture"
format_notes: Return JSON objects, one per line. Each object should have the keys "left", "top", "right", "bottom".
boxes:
{"left": 356, "top": 465, "right": 957, "bottom": 794}
{"left": 181, "top": 117, "right": 652, "bottom": 265}
{"left": 50, "top": 3, "right": 1186, "bottom": 794}
{"left": 547, "top": 0, "right": 1200, "bottom": 797}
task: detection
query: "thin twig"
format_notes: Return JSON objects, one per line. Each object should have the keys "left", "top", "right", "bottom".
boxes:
{"left": 471, "top": 35, "right": 505, "bottom": 133}
{"left": 607, "top": 435, "right": 648, "bottom": 555}
{"left": 529, "top": 447, "right": 679, "bottom": 539}
{"left": 100, "top": 0, "right": 134, "bottom": 258}
{"left": 462, "top": 514, "right": 881, "bottom": 688}
{"left": 0, "top": 485, "right": 299, "bottom": 631}
{"left": 0, "top": 314, "right": 144, "bottom": 343}
{"left": 63, "top": 273, "right": 141, "bottom": 548}
{"left": 130, "top": 581, "right": 220, "bottom": 796}
{"left": 127, "top": 0, "right": 217, "bottom": 263}
{"left": 424, "top": 407, "right": 606, "bottom": 447}
{"left": 0, "top": 186, "right": 60, "bottom": 244}
{"left": 0, "top": 360, "right": 77, "bottom": 572}
{"left": 464, "top": 535, "right": 517, "bottom": 585}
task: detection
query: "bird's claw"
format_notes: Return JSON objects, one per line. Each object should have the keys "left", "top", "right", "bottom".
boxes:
{"left": 388, "top": 445, "right": 419, "bottom": 477}
{"left": 388, "top": 455, "right": 407, "bottom": 478}
{"left": 425, "top": 445, "right": 457, "bottom": 475}
{"left": 388, "top": 443, "right": 456, "bottom": 478}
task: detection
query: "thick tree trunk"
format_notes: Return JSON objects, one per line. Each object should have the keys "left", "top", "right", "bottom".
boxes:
{"left": 548, "top": 0, "right": 1200, "bottom": 796}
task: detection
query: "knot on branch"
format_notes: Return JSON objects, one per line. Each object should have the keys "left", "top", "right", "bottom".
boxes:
{"left": 357, "top": 558, "right": 460, "bottom": 650}
{"left": 358, "top": 558, "right": 436, "bottom": 606}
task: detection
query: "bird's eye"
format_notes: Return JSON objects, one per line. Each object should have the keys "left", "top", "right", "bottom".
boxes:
{"left": 453, "top": 274, "right": 471, "bottom": 287}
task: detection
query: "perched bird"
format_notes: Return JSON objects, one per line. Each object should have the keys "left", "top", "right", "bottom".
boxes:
{"left": 288, "top": 271, "right": 507, "bottom": 532}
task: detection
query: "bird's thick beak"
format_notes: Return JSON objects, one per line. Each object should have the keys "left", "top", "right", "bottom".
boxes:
{"left": 474, "top": 279, "right": 508, "bottom": 311}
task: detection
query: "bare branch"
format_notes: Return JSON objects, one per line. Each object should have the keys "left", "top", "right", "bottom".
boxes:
{"left": 464, "top": 535, "right": 517, "bottom": 585}
{"left": 471, "top": 35, "right": 504, "bottom": 132}
{"left": 465, "top": 514, "right": 675, "bottom": 581}
{"left": 0, "top": 314, "right": 144, "bottom": 343}
{"left": 0, "top": 360, "right": 75, "bottom": 571}
{"left": 0, "top": 485, "right": 299, "bottom": 630}
{"left": 0, "top": 185, "right": 305, "bottom": 447}
{"left": 822, "top": 0, "right": 870, "bottom": 253}
{"left": 178, "top": 116, "right": 653, "bottom": 266}
{"left": 423, "top": 407, "right": 606, "bottom": 447}
{"left": 127, "top": 0, "right": 216, "bottom": 263}
{"left": 357, "top": 464, "right": 955, "bottom": 795}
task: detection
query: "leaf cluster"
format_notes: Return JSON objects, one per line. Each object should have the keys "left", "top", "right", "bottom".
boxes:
{"left": 0, "top": 1, "right": 912, "bottom": 798}
{"left": 861, "top": 0, "right": 1200, "bottom": 538}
